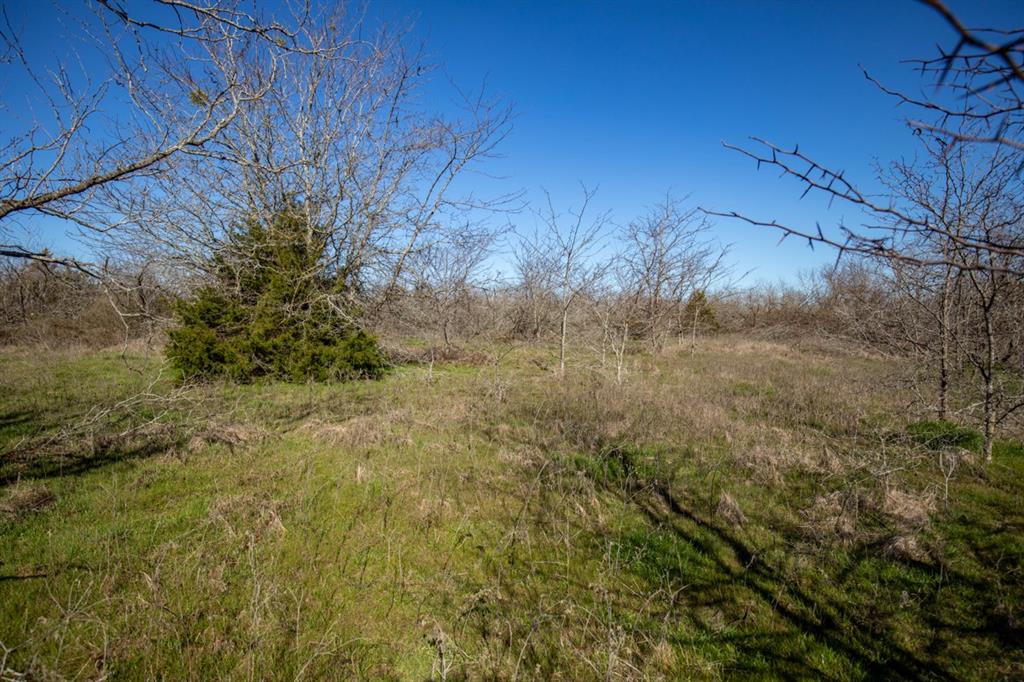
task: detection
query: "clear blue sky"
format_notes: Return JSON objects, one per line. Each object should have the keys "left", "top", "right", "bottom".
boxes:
{"left": 367, "top": 0, "right": 1024, "bottom": 283}
{"left": 5, "top": 1, "right": 1023, "bottom": 284}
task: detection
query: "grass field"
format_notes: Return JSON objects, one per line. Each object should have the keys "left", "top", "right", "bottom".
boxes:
{"left": 1, "top": 337, "right": 1022, "bottom": 679}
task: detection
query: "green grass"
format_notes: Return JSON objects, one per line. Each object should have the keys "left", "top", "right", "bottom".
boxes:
{"left": 907, "top": 419, "right": 985, "bottom": 452}
{"left": 1, "top": 337, "right": 1022, "bottom": 679}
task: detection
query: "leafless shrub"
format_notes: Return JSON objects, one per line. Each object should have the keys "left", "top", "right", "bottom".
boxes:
{"left": 0, "top": 258, "right": 167, "bottom": 348}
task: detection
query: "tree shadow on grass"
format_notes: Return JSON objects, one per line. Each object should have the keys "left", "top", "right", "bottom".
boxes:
{"left": 614, "top": 478, "right": 1024, "bottom": 680}
{"left": 0, "top": 409, "right": 40, "bottom": 444}
{"left": 0, "top": 426, "right": 179, "bottom": 485}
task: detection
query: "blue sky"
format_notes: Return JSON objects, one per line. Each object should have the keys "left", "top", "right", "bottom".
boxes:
{"left": 368, "top": 0, "right": 1024, "bottom": 283}
{"left": 5, "top": 1, "right": 1023, "bottom": 284}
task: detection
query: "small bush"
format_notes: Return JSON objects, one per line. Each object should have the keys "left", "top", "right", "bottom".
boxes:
{"left": 684, "top": 289, "right": 720, "bottom": 333}
{"left": 166, "top": 203, "right": 387, "bottom": 383}
{"left": 907, "top": 420, "right": 983, "bottom": 452}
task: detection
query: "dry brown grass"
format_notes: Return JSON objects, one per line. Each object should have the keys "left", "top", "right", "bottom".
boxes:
{"left": 187, "top": 422, "right": 266, "bottom": 453}
{"left": 882, "top": 487, "right": 936, "bottom": 531}
{"left": 207, "top": 493, "right": 288, "bottom": 540}
{"left": 801, "top": 489, "right": 864, "bottom": 545}
{"left": 716, "top": 491, "right": 747, "bottom": 527}
{"left": 0, "top": 482, "right": 55, "bottom": 521}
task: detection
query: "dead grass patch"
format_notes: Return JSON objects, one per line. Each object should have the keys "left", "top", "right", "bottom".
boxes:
{"left": 716, "top": 492, "right": 747, "bottom": 527}
{"left": 299, "top": 415, "right": 387, "bottom": 448}
{"left": 187, "top": 422, "right": 266, "bottom": 453}
{"left": 0, "top": 483, "right": 56, "bottom": 521}
{"left": 207, "top": 493, "right": 286, "bottom": 540}
{"left": 801, "top": 490, "right": 866, "bottom": 545}
{"left": 881, "top": 487, "right": 935, "bottom": 531}
{"left": 882, "top": 533, "right": 929, "bottom": 563}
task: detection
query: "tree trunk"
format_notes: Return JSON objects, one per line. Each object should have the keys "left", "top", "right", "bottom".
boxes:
{"left": 939, "top": 347, "right": 949, "bottom": 421}
{"left": 938, "top": 266, "right": 952, "bottom": 420}
{"left": 690, "top": 304, "right": 700, "bottom": 357}
{"left": 598, "top": 319, "right": 608, "bottom": 370}
{"left": 983, "top": 315, "right": 996, "bottom": 462}
{"left": 559, "top": 306, "right": 569, "bottom": 377}
{"left": 615, "top": 321, "right": 628, "bottom": 384}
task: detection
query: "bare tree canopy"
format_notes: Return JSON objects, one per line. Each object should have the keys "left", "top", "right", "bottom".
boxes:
{"left": 0, "top": 1, "right": 330, "bottom": 273}
{"left": 711, "top": 0, "right": 1024, "bottom": 277}
{"left": 1, "top": 0, "right": 513, "bottom": 343}
{"left": 896, "top": 0, "right": 1024, "bottom": 152}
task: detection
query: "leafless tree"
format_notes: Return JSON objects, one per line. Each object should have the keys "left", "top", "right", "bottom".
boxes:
{"left": 618, "top": 194, "right": 732, "bottom": 354}
{"left": 0, "top": 1, "right": 322, "bottom": 273}
{"left": 510, "top": 236, "right": 557, "bottom": 343}
{"left": 588, "top": 261, "right": 641, "bottom": 384}
{"left": 721, "top": 121, "right": 1023, "bottom": 458}
{"left": 89, "top": 4, "right": 512, "bottom": 328}
{"left": 518, "top": 185, "right": 609, "bottom": 376}
{"left": 707, "top": 0, "right": 1024, "bottom": 460}
{"left": 404, "top": 223, "right": 502, "bottom": 352}
{"left": 850, "top": 139, "right": 1022, "bottom": 460}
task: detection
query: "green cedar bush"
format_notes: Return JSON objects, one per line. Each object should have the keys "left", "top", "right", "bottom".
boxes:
{"left": 684, "top": 289, "right": 719, "bottom": 333}
{"left": 166, "top": 203, "right": 386, "bottom": 382}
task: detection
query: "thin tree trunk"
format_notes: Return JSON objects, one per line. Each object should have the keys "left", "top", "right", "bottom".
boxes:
{"left": 690, "top": 304, "right": 699, "bottom": 357}
{"left": 939, "top": 267, "right": 952, "bottom": 420}
{"left": 939, "top": 345, "right": 949, "bottom": 421}
{"left": 600, "top": 324, "right": 608, "bottom": 369}
{"left": 983, "top": 314, "right": 996, "bottom": 462}
{"left": 615, "top": 321, "right": 628, "bottom": 384}
{"left": 559, "top": 306, "right": 568, "bottom": 377}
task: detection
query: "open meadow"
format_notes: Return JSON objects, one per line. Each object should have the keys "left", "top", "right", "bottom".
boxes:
{"left": 3, "top": 1, "right": 1024, "bottom": 679}
{"left": 2, "top": 337, "right": 1021, "bottom": 679}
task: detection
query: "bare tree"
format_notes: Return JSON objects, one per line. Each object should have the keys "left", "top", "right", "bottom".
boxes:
{"left": 587, "top": 259, "right": 641, "bottom": 384}
{"left": 404, "top": 223, "right": 502, "bottom": 352}
{"left": 519, "top": 185, "right": 609, "bottom": 376}
{"left": 707, "top": 0, "right": 1024, "bottom": 460}
{"left": 619, "top": 194, "right": 731, "bottom": 354}
{"left": 0, "top": 1, "right": 323, "bottom": 273}
{"left": 720, "top": 120, "right": 1023, "bottom": 458}
{"left": 91, "top": 5, "right": 512, "bottom": 329}
{"left": 510, "top": 235, "right": 557, "bottom": 343}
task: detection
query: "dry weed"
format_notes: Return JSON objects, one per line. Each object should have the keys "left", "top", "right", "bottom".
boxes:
{"left": 207, "top": 494, "right": 287, "bottom": 540}
{"left": 299, "top": 415, "right": 386, "bottom": 448}
{"left": 882, "top": 534, "right": 929, "bottom": 563}
{"left": 802, "top": 490, "right": 864, "bottom": 545}
{"left": 187, "top": 422, "right": 265, "bottom": 453}
{"left": 881, "top": 488, "right": 936, "bottom": 531}
{"left": 716, "top": 492, "right": 747, "bottom": 527}
{"left": 0, "top": 483, "right": 56, "bottom": 521}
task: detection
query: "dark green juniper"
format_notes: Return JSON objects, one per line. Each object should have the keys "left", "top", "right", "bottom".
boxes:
{"left": 167, "top": 201, "right": 386, "bottom": 382}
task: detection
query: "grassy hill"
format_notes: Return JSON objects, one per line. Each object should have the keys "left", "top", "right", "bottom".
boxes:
{"left": 1, "top": 337, "right": 1022, "bottom": 679}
